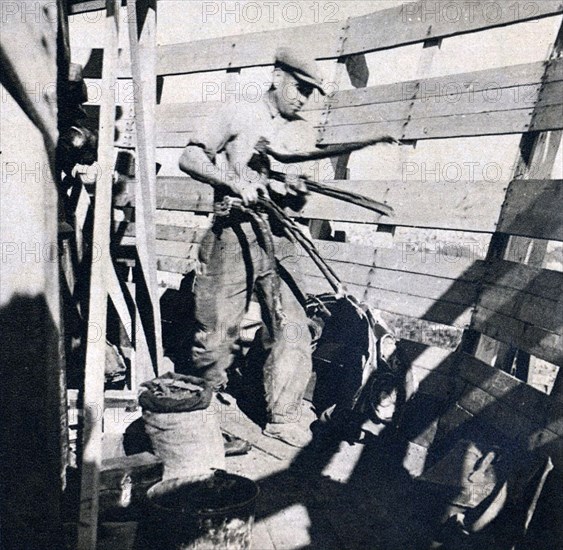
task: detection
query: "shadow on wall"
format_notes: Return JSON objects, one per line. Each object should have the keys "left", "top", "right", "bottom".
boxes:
{"left": 0, "top": 294, "right": 65, "bottom": 550}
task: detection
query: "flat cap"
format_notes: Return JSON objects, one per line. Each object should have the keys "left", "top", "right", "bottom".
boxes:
{"left": 275, "top": 47, "right": 326, "bottom": 95}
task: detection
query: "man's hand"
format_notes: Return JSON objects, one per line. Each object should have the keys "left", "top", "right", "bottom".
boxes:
{"left": 233, "top": 179, "right": 269, "bottom": 205}
{"left": 284, "top": 173, "right": 308, "bottom": 196}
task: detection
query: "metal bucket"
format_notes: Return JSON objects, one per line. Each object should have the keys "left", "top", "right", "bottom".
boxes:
{"left": 145, "top": 471, "right": 259, "bottom": 549}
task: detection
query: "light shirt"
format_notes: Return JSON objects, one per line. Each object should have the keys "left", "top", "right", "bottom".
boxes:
{"left": 186, "top": 93, "right": 318, "bottom": 185}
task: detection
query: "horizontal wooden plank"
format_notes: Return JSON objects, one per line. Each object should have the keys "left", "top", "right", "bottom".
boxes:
{"left": 145, "top": 229, "right": 479, "bottom": 285}
{"left": 354, "top": 284, "right": 474, "bottom": 328}
{"left": 68, "top": 0, "right": 106, "bottom": 14}
{"left": 372, "top": 310, "right": 463, "bottom": 350}
{"left": 328, "top": 60, "right": 557, "bottom": 109}
{"left": 154, "top": 2, "right": 563, "bottom": 76}
{"left": 156, "top": 255, "right": 198, "bottom": 275}
{"left": 483, "top": 260, "right": 563, "bottom": 302}
{"left": 471, "top": 305, "right": 563, "bottom": 366}
{"left": 530, "top": 104, "right": 563, "bottom": 132}
{"left": 116, "top": 223, "right": 203, "bottom": 243}
{"left": 296, "top": 179, "right": 507, "bottom": 229}
{"left": 399, "top": 342, "right": 458, "bottom": 371}
{"left": 157, "top": 21, "right": 343, "bottom": 76}
{"left": 299, "top": 258, "right": 481, "bottom": 306}
{"left": 457, "top": 354, "right": 563, "bottom": 436}
{"left": 309, "top": 241, "right": 481, "bottom": 281}
{"left": 497, "top": 179, "right": 563, "bottom": 241}
{"left": 325, "top": 83, "right": 543, "bottom": 127}
{"left": 156, "top": 99, "right": 522, "bottom": 144}
{"left": 149, "top": 239, "right": 485, "bottom": 287}
{"left": 141, "top": 176, "right": 508, "bottom": 231}
{"left": 458, "top": 383, "right": 539, "bottom": 441}
{"left": 477, "top": 285, "right": 562, "bottom": 333}
{"left": 150, "top": 251, "right": 475, "bottom": 327}
{"left": 320, "top": 104, "right": 560, "bottom": 143}
{"left": 119, "top": 239, "right": 199, "bottom": 259}
{"left": 453, "top": 368, "right": 562, "bottom": 468}
{"left": 320, "top": 61, "right": 563, "bottom": 142}
{"left": 152, "top": 59, "right": 563, "bottom": 144}
{"left": 155, "top": 177, "right": 214, "bottom": 212}
{"left": 154, "top": 209, "right": 211, "bottom": 228}
{"left": 304, "top": 274, "right": 474, "bottom": 328}
{"left": 473, "top": 262, "right": 563, "bottom": 356}
{"left": 154, "top": 107, "right": 544, "bottom": 146}
{"left": 343, "top": 1, "right": 563, "bottom": 56}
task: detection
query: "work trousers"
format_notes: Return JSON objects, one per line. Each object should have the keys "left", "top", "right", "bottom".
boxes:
{"left": 191, "top": 218, "right": 313, "bottom": 423}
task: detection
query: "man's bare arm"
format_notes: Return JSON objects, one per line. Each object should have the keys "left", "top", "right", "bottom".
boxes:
{"left": 179, "top": 145, "right": 267, "bottom": 205}
{"left": 179, "top": 146, "right": 228, "bottom": 188}
{"left": 266, "top": 136, "right": 398, "bottom": 163}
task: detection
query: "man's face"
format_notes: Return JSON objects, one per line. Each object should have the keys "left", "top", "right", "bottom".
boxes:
{"left": 273, "top": 70, "right": 314, "bottom": 118}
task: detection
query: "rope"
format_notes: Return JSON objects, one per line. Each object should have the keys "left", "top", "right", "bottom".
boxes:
{"left": 215, "top": 197, "right": 287, "bottom": 334}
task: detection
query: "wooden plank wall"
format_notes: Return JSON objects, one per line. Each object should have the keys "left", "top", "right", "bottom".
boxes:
{"left": 80, "top": 58, "right": 563, "bottom": 147}
{"left": 104, "top": 4, "right": 563, "bottom": 364}
{"left": 72, "top": 1, "right": 563, "bottom": 476}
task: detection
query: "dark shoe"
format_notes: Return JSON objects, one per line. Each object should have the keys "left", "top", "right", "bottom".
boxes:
{"left": 222, "top": 432, "right": 252, "bottom": 456}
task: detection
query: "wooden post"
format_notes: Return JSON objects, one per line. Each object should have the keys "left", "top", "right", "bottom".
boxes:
{"left": 127, "top": 0, "right": 166, "bottom": 377}
{"left": 472, "top": 20, "right": 563, "bottom": 375}
{"left": 77, "top": 1, "right": 120, "bottom": 548}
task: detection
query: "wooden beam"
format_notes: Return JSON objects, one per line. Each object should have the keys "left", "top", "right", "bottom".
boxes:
{"left": 154, "top": 2, "right": 563, "bottom": 76}
{"left": 369, "top": 311, "right": 463, "bottom": 350}
{"left": 304, "top": 274, "right": 474, "bottom": 328}
{"left": 148, "top": 60, "right": 563, "bottom": 146}
{"left": 343, "top": 0, "right": 563, "bottom": 56}
{"left": 77, "top": 1, "right": 119, "bottom": 548}
{"left": 325, "top": 84, "right": 543, "bottom": 127}
{"left": 300, "top": 261, "right": 481, "bottom": 306}
{"left": 320, "top": 104, "right": 561, "bottom": 144}
{"left": 477, "top": 285, "right": 562, "bottom": 334}
{"left": 471, "top": 306, "right": 562, "bottom": 367}
{"left": 458, "top": 354, "right": 563, "bottom": 434}
{"left": 127, "top": 0, "right": 166, "bottom": 375}
{"left": 150, "top": 106, "right": 553, "bottom": 147}
{"left": 107, "top": 264, "right": 134, "bottom": 343}
{"left": 497, "top": 180, "right": 563, "bottom": 241}
{"left": 149, "top": 241, "right": 483, "bottom": 283}
{"left": 125, "top": 176, "right": 508, "bottom": 230}
{"left": 117, "top": 222, "right": 203, "bottom": 243}
{"left": 157, "top": 21, "right": 343, "bottom": 76}
{"left": 482, "top": 260, "right": 563, "bottom": 301}
{"left": 452, "top": 353, "right": 563, "bottom": 467}
{"left": 471, "top": 263, "right": 563, "bottom": 367}
{"left": 324, "top": 60, "right": 555, "bottom": 109}
{"left": 470, "top": 20, "right": 563, "bottom": 370}
{"left": 119, "top": 238, "right": 200, "bottom": 259}
{"left": 134, "top": 233, "right": 480, "bottom": 280}
{"left": 68, "top": 0, "right": 107, "bottom": 14}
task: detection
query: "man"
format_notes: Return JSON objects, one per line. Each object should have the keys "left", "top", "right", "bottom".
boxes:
{"left": 179, "top": 47, "right": 395, "bottom": 447}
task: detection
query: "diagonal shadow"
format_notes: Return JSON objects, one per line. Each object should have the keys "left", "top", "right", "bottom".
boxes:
{"left": 231, "top": 179, "right": 562, "bottom": 549}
